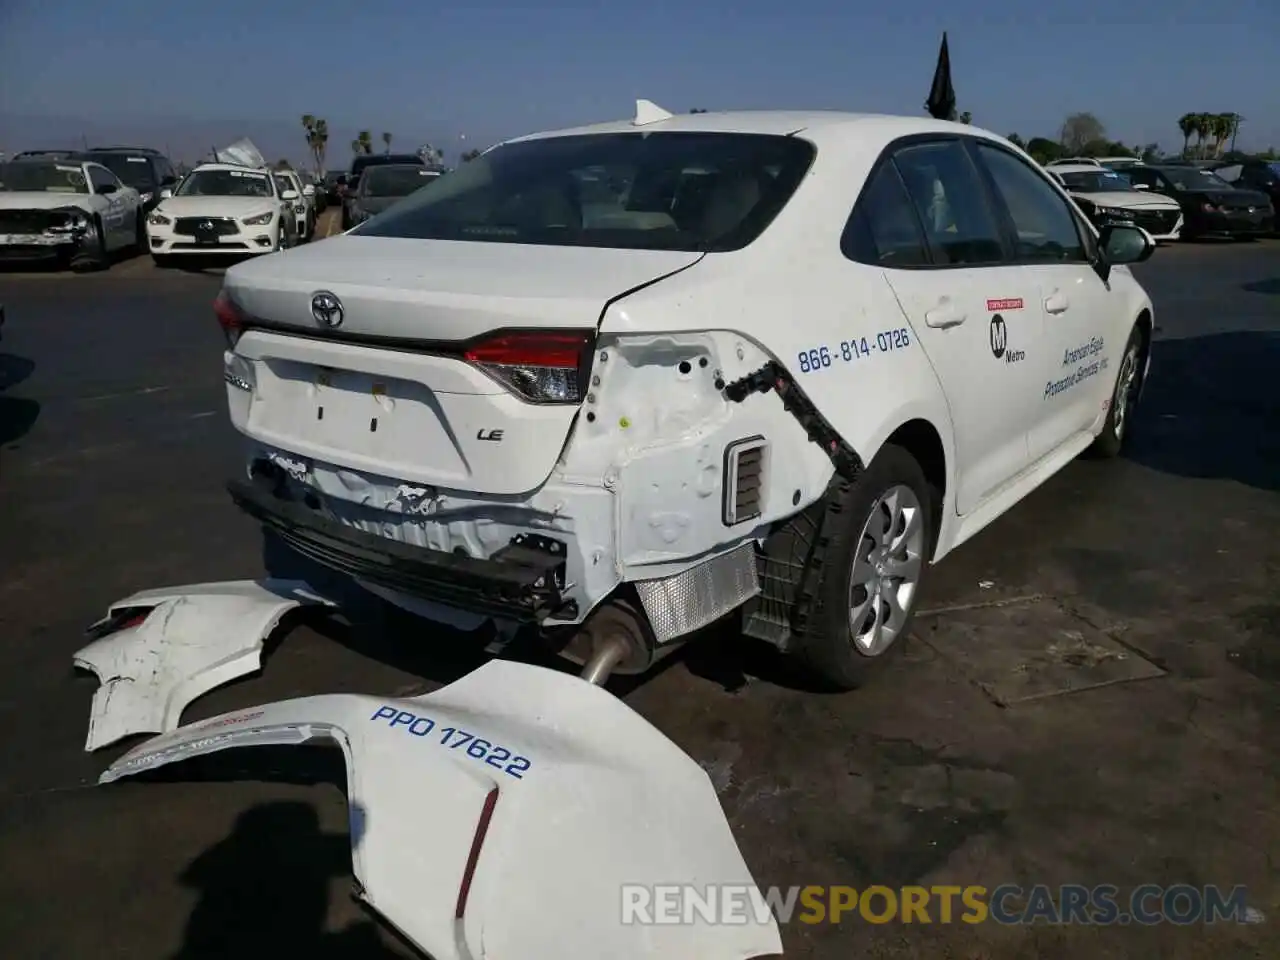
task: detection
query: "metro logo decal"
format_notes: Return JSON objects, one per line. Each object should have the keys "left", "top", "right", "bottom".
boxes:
{"left": 986, "top": 298, "right": 1024, "bottom": 311}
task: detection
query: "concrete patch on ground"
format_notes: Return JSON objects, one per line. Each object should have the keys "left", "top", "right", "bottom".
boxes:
{"left": 914, "top": 596, "right": 1166, "bottom": 706}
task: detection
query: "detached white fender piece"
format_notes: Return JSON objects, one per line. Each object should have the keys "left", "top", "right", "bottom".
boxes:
{"left": 74, "top": 579, "right": 335, "bottom": 751}
{"left": 101, "top": 659, "right": 784, "bottom": 960}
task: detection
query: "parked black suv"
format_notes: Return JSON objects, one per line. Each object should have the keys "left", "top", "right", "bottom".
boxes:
{"left": 80, "top": 146, "right": 179, "bottom": 213}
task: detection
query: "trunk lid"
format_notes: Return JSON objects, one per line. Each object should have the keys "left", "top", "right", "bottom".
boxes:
{"left": 223, "top": 235, "right": 702, "bottom": 340}
{"left": 223, "top": 237, "right": 703, "bottom": 496}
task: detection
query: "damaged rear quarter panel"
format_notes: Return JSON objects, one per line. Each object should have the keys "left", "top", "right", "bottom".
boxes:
{"left": 585, "top": 254, "right": 953, "bottom": 576}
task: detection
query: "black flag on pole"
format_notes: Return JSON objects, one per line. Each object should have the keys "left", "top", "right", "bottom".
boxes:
{"left": 925, "top": 32, "right": 956, "bottom": 121}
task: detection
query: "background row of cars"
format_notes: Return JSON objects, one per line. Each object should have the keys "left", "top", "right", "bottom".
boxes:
{"left": 0, "top": 144, "right": 332, "bottom": 271}
{"left": 4, "top": 135, "right": 1276, "bottom": 273}
{"left": 1044, "top": 155, "right": 1277, "bottom": 241}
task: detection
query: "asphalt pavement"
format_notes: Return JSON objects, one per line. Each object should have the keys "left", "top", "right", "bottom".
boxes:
{"left": 0, "top": 236, "right": 1277, "bottom": 959}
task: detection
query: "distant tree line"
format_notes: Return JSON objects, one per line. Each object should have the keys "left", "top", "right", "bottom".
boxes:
{"left": 1001, "top": 110, "right": 1276, "bottom": 165}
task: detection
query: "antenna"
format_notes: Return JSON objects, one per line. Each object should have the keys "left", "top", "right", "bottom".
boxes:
{"left": 633, "top": 99, "right": 674, "bottom": 126}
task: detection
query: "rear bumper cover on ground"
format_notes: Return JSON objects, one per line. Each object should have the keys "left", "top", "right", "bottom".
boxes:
{"left": 97, "top": 659, "right": 783, "bottom": 960}
{"left": 74, "top": 579, "right": 336, "bottom": 750}
{"left": 229, "top": 474, "right": 570, "bottom": 622}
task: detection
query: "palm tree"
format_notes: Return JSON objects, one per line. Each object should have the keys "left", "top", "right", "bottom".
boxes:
{"left": 302, "top": 115, "right": 329, "bottom": 178}
{"left": 1190, "top": 113, "right": 1210, "bottom": 158}
{"left": 381, "top": 132, "right": 392, "bottom": 155}
{"left": 1177, "top": 113, "right": 1196, "bottom": 158}
{"left": 357, "top": 131, "right": 373, "bottom": 155}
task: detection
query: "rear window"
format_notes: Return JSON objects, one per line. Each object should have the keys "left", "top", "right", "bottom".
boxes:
{"left": 353, "top": 132, "right": 816, "bottom": 252}
{"left": 86, "top": 153, "right": 157, "bottom": 188}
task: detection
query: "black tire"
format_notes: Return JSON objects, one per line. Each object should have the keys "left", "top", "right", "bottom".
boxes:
{"left": 69, "top": 217, "right": 108, "bottom": 273}
{"left": 787, "top": 444, "right": 936, "bottom": 691}
{"left": 1089, "top": 325, "right": 1145, "bottom": 458}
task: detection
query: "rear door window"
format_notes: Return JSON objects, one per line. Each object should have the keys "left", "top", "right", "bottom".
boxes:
{"left": 889, "top": 140, "right": 1006, "bottom": 265}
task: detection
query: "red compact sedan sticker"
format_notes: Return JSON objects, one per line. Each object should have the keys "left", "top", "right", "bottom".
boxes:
{"left": 987, "top": 298, "right": 1024, "bottom": 311}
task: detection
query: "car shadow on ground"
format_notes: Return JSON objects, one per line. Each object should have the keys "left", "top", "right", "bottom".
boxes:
{"left": 1126, "top": 330, "right": 1280, "bottom": 491}
{"left": 0, "top": 243, "right": 148, "bottom": 275}
{"left": 0, "top": 353, "right": 39, "bottom": 446}
{"left": 168, "top": 798, "right": 411, "bottom": 959}
{"left": 1242, "top": 277, "right": 1280, "bottom": 295}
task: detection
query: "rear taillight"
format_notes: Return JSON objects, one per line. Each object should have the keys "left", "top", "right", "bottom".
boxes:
{"left": 213, "top": 290, "right": 245, "bottom": 348}
{"left": 463, "top": 330, "right": 593, "bottom": 404}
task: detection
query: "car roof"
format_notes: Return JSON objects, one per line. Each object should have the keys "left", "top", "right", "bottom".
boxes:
{"left": 363, "top": 163, "right": 436, "bottom": 173}
{"left": 191, "top": 162, "right": 270, "bottom": 173}
{"left": 504, "top": 109, "right": 989, "bottom": 146}
{"left": 1048, "top": 163, "right": 1117, "bottom": 175}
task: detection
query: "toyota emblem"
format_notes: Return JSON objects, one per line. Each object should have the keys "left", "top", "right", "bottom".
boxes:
{"left": 311, "top": 291, "right": 344, "bottom": 328}
{"left": 200, "top": 220, "right": 213, "bottom": 231}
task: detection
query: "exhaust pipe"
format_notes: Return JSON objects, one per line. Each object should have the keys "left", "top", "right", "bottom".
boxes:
{"left": 555, "top": 599, "right": 671, "bottom": 686}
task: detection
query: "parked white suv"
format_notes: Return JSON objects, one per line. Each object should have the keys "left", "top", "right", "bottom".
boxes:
{"left": 147, "top": 162, "right": 297, "bottom": 266}
{"left": 274, "top": 168, "right": 316, "bottom": 241}
{"left": 1049, "top": 163, "right": 1184, "bottom": 241}
{"left": 212, "top": 105, "right": 1156, "bottom": 688}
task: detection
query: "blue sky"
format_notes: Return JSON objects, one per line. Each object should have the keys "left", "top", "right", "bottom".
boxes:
{"left": 1, "top": 0, "right": 1276, "bottom": 167}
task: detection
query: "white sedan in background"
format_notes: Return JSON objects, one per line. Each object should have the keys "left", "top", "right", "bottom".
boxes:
{"left": 0, "top": 156, "right": 144, "bottom": 270}
{"left": 145, "top": 162, "right": 298, "bottom": 267}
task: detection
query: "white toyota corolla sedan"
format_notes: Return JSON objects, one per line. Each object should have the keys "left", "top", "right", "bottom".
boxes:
{"left": 210, "top": 102, "right": 1156, "bottom": 690}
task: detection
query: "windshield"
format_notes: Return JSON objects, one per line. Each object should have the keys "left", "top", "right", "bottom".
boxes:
{"left": 86, "top": 153, "right": 156, "bottom": 188}
{"left": 176, "top": 169, "right": 273, "bottom": 197}
{"left": 354, "top": 132, "right": 815, "bottom": 251}
{"left": 361, "top": 166, "right": 438, "bottom": 197}
{"left": 1059, "top": 170, "right": 1134, "bottom": 193}
{"left": 1161, "top": 167, "right": 1232, "bottom": 191}
{"left": 0, "top": 161, "right": 90, "bottom": 194}
{"left": 274, "top": 174, "right": 294, "bottom": 195}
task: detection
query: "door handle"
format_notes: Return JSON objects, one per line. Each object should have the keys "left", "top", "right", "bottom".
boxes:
{"left": 1044, "top": 291, "right": 1070, "bottom": 314}
{"left": 924, "top": 304, "right": 966, "bottom": 328}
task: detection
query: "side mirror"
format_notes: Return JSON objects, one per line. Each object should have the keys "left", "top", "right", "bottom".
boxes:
{"left": 303, "top": 184, "right": 316, "bottom": 197}
{"left": 281, "top": 189, "right": 299, "bottom": 201}
{"left": 98, "top": 183, "right": 118, "bottom": 195}
{"left": 1098, "top": 224, "right": 1155, "bottom": 271}
{"left": 160, "top": 188, "right": 173, "bottom": 199}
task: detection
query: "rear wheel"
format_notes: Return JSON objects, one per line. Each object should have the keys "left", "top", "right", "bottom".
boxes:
{"left": 788, "top": 444, "right": 935, "bottom": 690}
{"left": 1089, "top": 325, "right": 1144, "bottom": 458}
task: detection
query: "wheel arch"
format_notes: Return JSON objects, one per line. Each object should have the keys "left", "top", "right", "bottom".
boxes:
{"left": 882, "top": 417, "right": 947, "bottom": 554}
